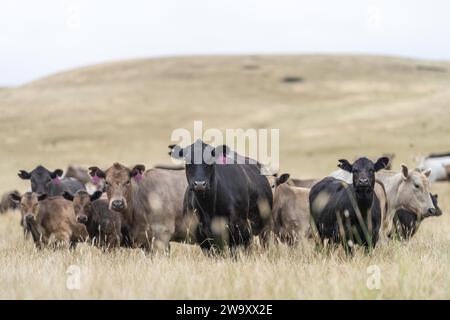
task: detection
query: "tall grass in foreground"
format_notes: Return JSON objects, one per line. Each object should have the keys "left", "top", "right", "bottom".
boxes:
{"left": 0, "top": 183, "right": 448, "bottom": 300}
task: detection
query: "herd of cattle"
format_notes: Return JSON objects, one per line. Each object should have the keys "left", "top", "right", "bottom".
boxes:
{"left": 0, "top": 140, "right": 448, "bottom": 255}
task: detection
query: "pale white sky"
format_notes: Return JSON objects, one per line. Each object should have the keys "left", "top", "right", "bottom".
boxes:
{"left": 1, "top": 0, "right": 450, "bottom": 86}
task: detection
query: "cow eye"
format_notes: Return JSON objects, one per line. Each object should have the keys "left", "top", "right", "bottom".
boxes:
{"left": 105, "top": 181, "right": 111, "bottom": 187}
{"left": 353, "top": 169, "right": 359, "bottom": 174}
{"left": 414, "top": 184, "right": 420, "bottom": 190}
{"left": 125, "top": 180, "right": 131, "bottom": 186}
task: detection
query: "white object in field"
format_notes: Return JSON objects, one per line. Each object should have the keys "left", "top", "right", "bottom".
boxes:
{"left": 416, "top": 155, "right": 450, "bottom": 182}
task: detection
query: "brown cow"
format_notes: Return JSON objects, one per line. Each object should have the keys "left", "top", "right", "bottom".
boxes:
{"left": 10, "top": 192, "right": 88, "bottom": 249}
{"left": 63, "top": 190, "right": 123, "bottom": 249}
{"left": 0, "top": 190, "right": 20, "bottom": 214}
{"left": 270, "top": 174, "right": 311, "bottom": 245}
{"left": 88, "top": 163, "right": 197, "bottom": 253}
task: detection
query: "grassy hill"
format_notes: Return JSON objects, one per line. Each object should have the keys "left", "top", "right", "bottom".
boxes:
{"left": 1, "top": 54, "right": 449, "bottom": 192}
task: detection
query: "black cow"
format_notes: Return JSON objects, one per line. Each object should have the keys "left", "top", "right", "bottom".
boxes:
{"left": 309, "top": 157, "right": 389, "bottom": 252}
{"left": 393, "top": 193, "right": 443, "bottom": 240}
{"left": 18, "top": 165, "right": 85, "bottom": 196}
{"left": 170, "top": 140, "right": 273, "bottom": 253}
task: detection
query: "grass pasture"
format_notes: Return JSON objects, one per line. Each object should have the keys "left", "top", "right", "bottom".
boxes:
{"left": 0, "top": 55, "right": 449, "bottom": 299}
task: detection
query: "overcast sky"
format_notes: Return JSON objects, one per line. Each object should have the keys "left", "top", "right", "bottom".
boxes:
{"left": 1, "top": 0, "right": 450, "bottom": 86}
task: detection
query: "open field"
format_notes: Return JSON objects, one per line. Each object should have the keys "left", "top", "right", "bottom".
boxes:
{"left": 0, "top": 55, "right": 449, "bottom": 299}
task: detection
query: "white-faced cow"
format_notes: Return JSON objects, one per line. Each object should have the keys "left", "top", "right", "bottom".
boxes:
{"left": 170, "top": 140, "right": 273, "bottom": 253}
{"left": 18, "top": 165, "right": 85, "bottom": 196}
{"left": 310, "top": 157, "right": 389, "bottom": 252}
{"left": 393, "top": 193, "right": 443, "bottom": 240}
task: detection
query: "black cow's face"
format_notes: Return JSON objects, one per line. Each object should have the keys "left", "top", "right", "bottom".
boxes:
{"left": 185, "top": 163, "right": 214, "bottom": 193}
{"left": 169, "top": 139, "right": 229, "bottom": 194}
{"left": 18, "top": 166, "right": 63, "bottom": 195}
{"left": 338, "top": 157, "right": 389, "bottom": 196}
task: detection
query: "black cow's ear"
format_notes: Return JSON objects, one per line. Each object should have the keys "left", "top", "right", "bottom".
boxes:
{"left": 276, "top": 173, "right": 290, "bottom": 186}
{"left": 169, "top": 145, "right": 184, "bottom": 159}
{"left": 130, "top": 164, "right": 146, "bottom": 177}
{"left": 9, "top": 192, "right": 21, "bottom": 204}
{"left": 90, "top": 191, "right": 103, "bottom": 202}
{"left": 18, "top": 170, "right": 31, "bottom": 180}
{"left": 37, "top": 194, "right": 48, "bottom": 202}
{"left": 50, "top": 169, "right": 63, "bottom": 179}
{"left": 212, "top": 144, "right": 230, "bottom": 159}
{"left": 88, "top": 167, "right": 106, "bottom": 179}
{"left": 374, "top": 157, "right": 390, "bottom": 172}
{"left": 338, "top": 159, "right": 353, "bottom": 172}
{"left": 62, "top": 192, "right": 74, "bottom": 201}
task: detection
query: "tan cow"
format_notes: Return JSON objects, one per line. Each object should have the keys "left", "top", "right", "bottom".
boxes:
{"left": 10, "top": 192, "right": 88, "bottom": 249}
{"left": 269, "top": 174, "right": 311, "bottom": 245}
{"left": 88, "top": 163, "right": 197, "bottom": 253}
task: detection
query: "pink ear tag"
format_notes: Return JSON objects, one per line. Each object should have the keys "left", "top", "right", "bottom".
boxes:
{"left": 217, "top": 154, "right": 228, "bottom": 165}
{"left": 91, "top": 174, "right": 101, "bottom": 185}
{"left": 52, "top": 176, "right": 61, "bottom": 185}
{"left": 134, "top": 172, "right": 143, "bottom": 183}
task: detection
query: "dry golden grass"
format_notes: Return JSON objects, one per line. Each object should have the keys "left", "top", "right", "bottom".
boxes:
{"left": 0, "top": 54, "right": 449, "bottom": 299}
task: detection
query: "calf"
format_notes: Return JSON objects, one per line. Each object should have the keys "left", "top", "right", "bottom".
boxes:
{"left": 270, "top": 174, "right": 311, "bottom": 244}
{"left": 310, "top": 157, "right": 389, "bottom": 252}
{"left": 393, "top": 193, "right": 443, "bottom": 240}
{"left": 88, "top": 163, "right": 196, "bottom": 253}
{"left": 9, "top": 192, "right": 88, "bottom": 248}
{"left": 63, "top": 190, "right": 123, "bottom": 249}
{"left": 18, "top": 165, "right": 86, "bottom": 196}
{"left": 170, "top": 140, "right": 273, "bottom": 253}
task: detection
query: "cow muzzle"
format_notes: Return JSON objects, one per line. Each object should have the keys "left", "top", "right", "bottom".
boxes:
{"left": 423, "top": 207, "right": 436, "bottom": 218}
{"left": 111, "top": 199, "right": 125, "bottom": 211}
{"left": 77, "top": 215, "right": 88, "bottom": 224}
{"left": 193, "top": 181, "right": 207, "bottom": 192}
{"left": 25, "top": 213, "right": 35, "bottom": 222}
